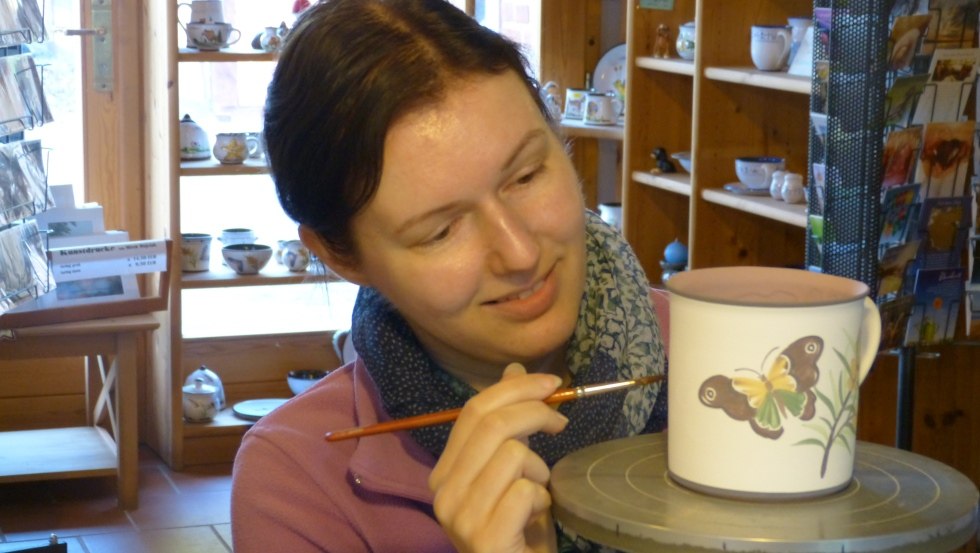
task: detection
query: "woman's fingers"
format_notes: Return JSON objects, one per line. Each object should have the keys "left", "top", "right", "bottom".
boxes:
{"left": 430, "top": 364, "right": 562, "bottom": 487}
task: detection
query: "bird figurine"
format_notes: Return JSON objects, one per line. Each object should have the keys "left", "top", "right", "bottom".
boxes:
{"left": 650, "top": 147, "right": 676, "bottom": 174}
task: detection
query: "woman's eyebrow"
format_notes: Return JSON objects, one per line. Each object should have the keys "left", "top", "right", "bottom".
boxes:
{"left": 500, "top": 129, "right": 548, "bottom": 172}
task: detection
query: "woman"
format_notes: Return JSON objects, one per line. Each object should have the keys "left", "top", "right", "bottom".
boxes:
{"left": 231, "top": 1, "right": 667, "bottom": 551}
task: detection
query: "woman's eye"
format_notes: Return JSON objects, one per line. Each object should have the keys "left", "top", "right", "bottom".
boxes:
{"left": 419, "top": 221, "right": 454, "bottom": 247}
{"left": 515, "top": 165, "right": 543, "bottom": 185}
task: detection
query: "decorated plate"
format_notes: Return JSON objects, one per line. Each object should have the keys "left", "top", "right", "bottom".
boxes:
{"left": 723, "top": 182, "right": 770, "bottom": 196}
{"left": 593, "top": 43, "right": 627, "bottom": 103}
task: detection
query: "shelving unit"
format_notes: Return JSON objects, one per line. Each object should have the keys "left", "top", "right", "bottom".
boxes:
{"left": 622, "top": 0, "right": 811, "bottom": 281}
{"left": 144, "top": 1, "right": 344, "bottom": 469}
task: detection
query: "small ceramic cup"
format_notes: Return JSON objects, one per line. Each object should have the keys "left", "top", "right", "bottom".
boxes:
{"left": 180, "top": 232, "right": 212, "bottom": 272}
{"left": 563, "top": 88, "right": 589, "bottom": 120}
{"left": 185, "top": 22, "right": 241, "bottom": 51}
{"left": 584, "top": 92, "right": 622, "bottom": 125}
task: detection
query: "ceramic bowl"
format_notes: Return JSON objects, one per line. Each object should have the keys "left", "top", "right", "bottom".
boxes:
{"left": 222, "top": 243, "right": 272, "bottom": 275}
{"left": 287, "top": 369, "right": 329, "bottom": 395}
{"left": 671, "top": 151, "right": 692, "bottom": 173}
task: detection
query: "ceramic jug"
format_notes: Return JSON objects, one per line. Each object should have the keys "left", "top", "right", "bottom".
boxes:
{"left": 179, "top": 114, "right": 210, "bottom": 161}
{"left": 184, "top": 365, "right": 225, "bottom": 409}
{"left": 676, "top": 22, "right": 695, "bottom": 60}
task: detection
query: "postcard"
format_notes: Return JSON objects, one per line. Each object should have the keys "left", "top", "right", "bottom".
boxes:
{"left": 917, "top": 195, "right": 971, "bottom": 268}
{"left": 18, "top": 0, "right": 45, "bottom": 42}
{"left": 925, "top": 0, "right": 978, "bottom": 51}
{"left": 888, "top": 14, "right": 932, "bottom": 71}
{"left": 878, "top": 240, "right": 921, "bottom": 299}
{"left": 880, "top": 183, "right": 921, "bottom": 246}
{"left": 905, "top": 267, "right": 964, "bottom": 345}
{"left": 913, "top": 48, "right": 979, "bottom": 124}
{"left": 0, "top": 56, "right": 27, "bottom": 136}
{"left": 2, "top": 54, "right": 52, "bottom": 126}
{"left": 880, "top": 294, "right": 915, "bottom": 350}
{"left": 0, "top": 220, "right": 50, "bottom": 314}
{"left": 882, "top": 127, "right": 922, "bottom": 189}
{"left": 814, "top": 7, "right": 832, "bottom": 57}
{"left": 916, "top": 120, "right": 974, "bottom": 197}
{"left": 884, "top": 73, "right": 929, "bottom": 128}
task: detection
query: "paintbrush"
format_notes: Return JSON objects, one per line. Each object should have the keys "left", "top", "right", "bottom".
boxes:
{"left": 324, "top": 374, "right": 665, "bottom": 442}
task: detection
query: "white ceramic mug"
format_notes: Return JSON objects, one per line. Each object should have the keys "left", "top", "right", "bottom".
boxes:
{"left": 563, "top": 88, "right": 589, "bottom": 120}
{"left": 665, "top": 266, "right": 881, "bottom": 499}
{"left": 180, "top": 232, "right": 212, "bottom": 272}
{"left": 178, "top": 0, "right": 224, "bottom": 26}
{"left": 750, "top": 25, "right": 793, "bottom": 71}
{"left": 584, "top": 92, "right": 622, "bottom": 125}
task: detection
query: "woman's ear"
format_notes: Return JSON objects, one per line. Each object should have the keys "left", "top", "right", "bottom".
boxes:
{"left": 298, "top": 225, "right": 369, "bottom": 286}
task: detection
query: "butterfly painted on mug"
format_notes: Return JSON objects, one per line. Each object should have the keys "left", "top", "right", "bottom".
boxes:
{"left": 698, "top": 336, "right": 823, "bottom": 440}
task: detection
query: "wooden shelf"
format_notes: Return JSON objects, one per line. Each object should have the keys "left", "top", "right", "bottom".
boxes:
{"left": 701, "top": 188, "right": 808, "bottom": 228}
{"left": 179, "top": 157, "right": 270, "bottom": 176}
{"left": 0, "top": 427, "right": 117, "bottom": 483}
{"left": 177, "top": 47, "right": 277, "bottom": 63}
{"left": 703, "top": 66, "right": 811, "bottom": 94}
{"left": 181, "top": 257, "right": 342, "bottom": 289}
{"left": 632, "top": 170, "right": 692, "bottom": 196}
{"left": 635, "top": 56, "right": 695, "bottom": 76}
{"left": 560, "top": 118, "right": 624, "bottom": 140}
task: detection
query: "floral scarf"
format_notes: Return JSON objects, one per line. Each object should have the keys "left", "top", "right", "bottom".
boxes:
{"left": 351, "top": 210, "right": 667, "bottom": 467}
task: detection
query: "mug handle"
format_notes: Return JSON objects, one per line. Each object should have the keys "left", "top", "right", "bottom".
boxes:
{"left": 778, "top": 30, "right": 793, "bottom": 68}
{"left": 226, "top": 28, "right": 242, "bottom": 46}
{"left": 245, "top": 134, "right": 260, "bottom": 157}
{"left": 855, "top": 296, "right": 882, "bottom": 384}
{"left": 176, "top": 3, "right": 191, "bottom": 31}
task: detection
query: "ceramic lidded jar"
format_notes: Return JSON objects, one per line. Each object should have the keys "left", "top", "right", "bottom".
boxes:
{"left": 179, "top": 114, "right": 210, "bottom": 161}
{"left": 182, "top": 378, "right": 218, "bottom": 423}
{"left": 184, "top": 365, "right": 225, "bottom": 410}
{"left": 676, "top": 22, "right": 696, "bottom": 60}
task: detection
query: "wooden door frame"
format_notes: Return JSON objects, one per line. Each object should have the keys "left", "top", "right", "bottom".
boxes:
{"left": 81, "top": 0, "right": 145, "bottom": 238}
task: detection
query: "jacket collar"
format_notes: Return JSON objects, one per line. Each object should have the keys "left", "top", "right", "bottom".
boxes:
{"left": 348, "top": 357, "right": 437, "bottom": 504}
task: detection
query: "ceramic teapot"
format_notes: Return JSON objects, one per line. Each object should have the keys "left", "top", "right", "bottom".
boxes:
{"left": 184, "top": 365, "right": 225, "bottom": 410}
{"left": 179, "top": 114, "right": 210, "bottom": 161}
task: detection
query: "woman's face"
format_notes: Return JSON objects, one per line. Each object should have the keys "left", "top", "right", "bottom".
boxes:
{"left": 345, "top": 71, "right": 586, "bottom": 381}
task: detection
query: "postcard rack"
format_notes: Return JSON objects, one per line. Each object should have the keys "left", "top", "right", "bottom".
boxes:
{"left": 0, "top": 239, "right": 173, "bottom": 330}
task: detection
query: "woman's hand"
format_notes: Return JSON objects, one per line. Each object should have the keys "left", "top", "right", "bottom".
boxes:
{"left": 429, "top": 363, "right": 569, "bottom": 553}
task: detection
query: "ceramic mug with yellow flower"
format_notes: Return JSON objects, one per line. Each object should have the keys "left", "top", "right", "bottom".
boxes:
{"left": 212, "top": 132, "right": 258, "bottom": 165}
{"left": 665, "top": 266, "right": 881, "bottom": 499}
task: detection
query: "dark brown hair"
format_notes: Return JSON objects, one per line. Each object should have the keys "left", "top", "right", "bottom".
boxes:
{"left": 264, "top": 0, "right": 553, "bottom": 263}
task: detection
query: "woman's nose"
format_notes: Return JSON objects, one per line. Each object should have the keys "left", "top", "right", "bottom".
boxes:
{"left": 483, "top": 206, "right": 539, "bottom": 274}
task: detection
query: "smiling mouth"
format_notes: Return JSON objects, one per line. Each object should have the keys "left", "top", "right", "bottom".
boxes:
{"left": 489, "top": 279, "right": 545, "bottom": 304}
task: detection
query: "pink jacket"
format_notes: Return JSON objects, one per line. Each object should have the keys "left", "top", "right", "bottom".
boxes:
{"left": 231, "top": 358, "right": 454, "bottom": 552}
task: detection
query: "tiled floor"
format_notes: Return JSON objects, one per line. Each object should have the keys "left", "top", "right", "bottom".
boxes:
{"left": 0, "top": 447, "right": 233, "bottom": 553}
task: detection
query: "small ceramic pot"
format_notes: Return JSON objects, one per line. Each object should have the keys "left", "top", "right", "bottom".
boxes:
{"left": 182, "top": 378, "right": 218, "bottom": 423}
{"left": 281, "top": 239, "right": 311, "bottom": 272}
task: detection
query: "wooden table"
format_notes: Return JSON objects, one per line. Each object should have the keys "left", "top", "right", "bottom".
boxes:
{"left": 551, "top": 433, "right": 979, "bottom": 552}
{"left": 0, "top": 314, "right": 159, "bottom": 509}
